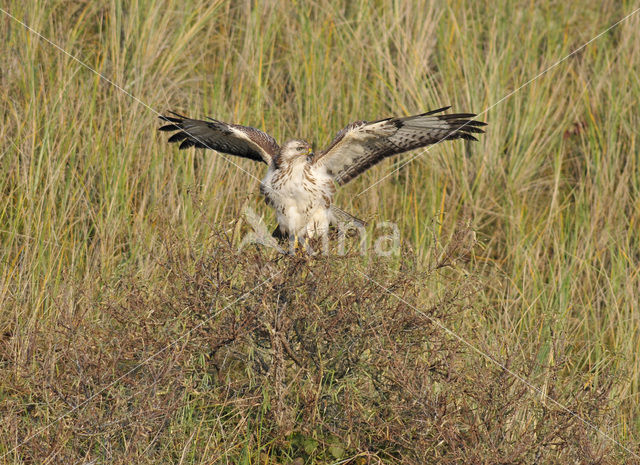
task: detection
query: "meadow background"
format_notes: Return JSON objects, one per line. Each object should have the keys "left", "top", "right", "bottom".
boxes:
{"left": 1, "top": 0, "right": 639, "bottom": 463}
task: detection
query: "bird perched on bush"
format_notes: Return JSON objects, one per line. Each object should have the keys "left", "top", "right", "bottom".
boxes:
{"left": 159, "top": 107, "right": 486, "bottom": 246}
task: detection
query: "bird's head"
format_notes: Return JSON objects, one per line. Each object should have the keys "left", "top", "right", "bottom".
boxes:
{"left": 279, "top": 139, "right": 313, "bottom": 162}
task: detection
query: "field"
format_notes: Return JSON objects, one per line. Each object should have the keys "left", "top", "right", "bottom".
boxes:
{"left": 1, "top": 0, "right": 640, "bottom": 463}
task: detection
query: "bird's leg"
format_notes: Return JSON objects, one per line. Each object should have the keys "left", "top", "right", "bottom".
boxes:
{"left": 295, "top": 234, "right": 306, "bottom": 256}
{"left": 289, "top": 234, "right": 308, "bottom": 256}
{"left": 288, "top": 234, "right": 300, "bottom": 255}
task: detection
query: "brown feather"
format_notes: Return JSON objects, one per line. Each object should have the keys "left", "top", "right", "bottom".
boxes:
{"left": 158, "top": 113, "right": 280, "bottom": 164}
{"left": 313, "top": 107, "right": 486, "bottom": 185}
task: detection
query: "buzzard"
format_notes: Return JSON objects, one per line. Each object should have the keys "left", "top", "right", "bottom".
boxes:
{"left": 159, "top": 107, "right": 486, "bottom": 244}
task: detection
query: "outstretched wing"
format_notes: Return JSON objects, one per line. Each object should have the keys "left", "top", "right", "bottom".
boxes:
{"left": 313, "top": 107, "right": 486, "bottom": 185}
{"left": 158, "top": 112, "right": 280, "bottom": 164}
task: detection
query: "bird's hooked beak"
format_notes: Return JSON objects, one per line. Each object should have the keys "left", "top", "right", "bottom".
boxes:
{"left": 307, "top": 147, "right": 313, "bottom": 155}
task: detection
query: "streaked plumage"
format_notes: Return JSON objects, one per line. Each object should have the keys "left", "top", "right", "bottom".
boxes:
{"left": 159, "top": 107, "right": 486, "bottom": 241}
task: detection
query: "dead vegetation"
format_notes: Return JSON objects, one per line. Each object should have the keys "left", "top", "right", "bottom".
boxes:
{"left": 0, "top": 225, "right": 630, "bottom": 464}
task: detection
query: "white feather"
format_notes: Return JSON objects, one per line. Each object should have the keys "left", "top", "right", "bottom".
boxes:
{"left": 261, "top": 155, "right": 334, "bottom": 239}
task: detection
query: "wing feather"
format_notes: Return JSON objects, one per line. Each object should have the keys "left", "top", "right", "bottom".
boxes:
{"left": 159, "top": 112, "right": 279, "bottom": 164}
{"left": 313, "top": 108, "right": 486, "bottom": 185}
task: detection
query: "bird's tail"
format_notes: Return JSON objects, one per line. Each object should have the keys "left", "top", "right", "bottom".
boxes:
{"left": 329, "top": 205, "right": 366, "bottom": 229}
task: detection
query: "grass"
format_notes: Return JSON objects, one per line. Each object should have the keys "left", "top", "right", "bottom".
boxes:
{"left": 1, "top": 0, "right": 639, "bottom": 463}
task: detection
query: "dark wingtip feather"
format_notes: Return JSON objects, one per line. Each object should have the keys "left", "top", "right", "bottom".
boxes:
{"left": 462, "top": 126, "right": 485, "bottom": 134}
{"left": 179, "top": 140, "right": 195, "bottom": 150}
{"left": 453, "top": 120, "right": 486, "bottom": 130}
{"left": 177, "top": 140, "right": 208, "bottom": 149}
{"left": 159, "top": 124, "right": 180, "bottom": 131}
{"left": 455, "top": 119, "right": 487, "bottom": 127}
{"left": 454, "top": 133, "right": 479, "bottom": 141}
{"left": 168, "top": 132, "right": 189, "bottom": 142}
{"left": 440, "top": 113, "right": 476, "bottom": 119}
{"left": 168, "top": 110, "right": 189, "bottom": 119}
{"left": 159, "top": 115, "right": 182, "bottom": 123}
{"left": 422, "top": 106, "right": 451, "bottom": 116}
{"left": 462, "top": 121, "right": 487, "bottom": 127}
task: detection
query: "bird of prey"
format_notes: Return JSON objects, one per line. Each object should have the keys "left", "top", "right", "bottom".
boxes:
{"left": 159, "top": 107, "right": 486, "bottom": 244}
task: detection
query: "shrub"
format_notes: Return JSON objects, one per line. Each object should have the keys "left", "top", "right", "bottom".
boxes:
{"left": 1, "top": 224, "right": 629, "bottom": 464}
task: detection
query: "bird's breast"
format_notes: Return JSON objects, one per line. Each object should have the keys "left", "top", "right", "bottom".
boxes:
{"left": 261, "top": 162, "right": 334, "bottom": 208}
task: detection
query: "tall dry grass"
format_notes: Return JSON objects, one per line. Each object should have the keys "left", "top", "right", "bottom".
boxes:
{"left": 1, "top": 0, "right": 639, "bottom": 463}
